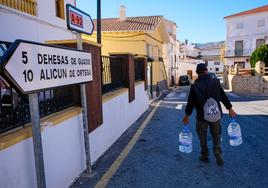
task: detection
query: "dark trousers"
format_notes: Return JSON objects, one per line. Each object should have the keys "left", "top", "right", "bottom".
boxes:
{"left": 196, "top": 119, "right": 222, "bottom": 157}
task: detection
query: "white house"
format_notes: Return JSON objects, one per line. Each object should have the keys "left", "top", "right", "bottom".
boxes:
{"left": 177, "top": 40, "right": 204, "bottom": 80}
{"left": 200, "top": 42, "right": 225, "bottom": 73}
{"left": 0, "top": 1, "right": 149, "bottom": 188}
{"left": 224, "top": 5, "right": 268, "bottom": 69}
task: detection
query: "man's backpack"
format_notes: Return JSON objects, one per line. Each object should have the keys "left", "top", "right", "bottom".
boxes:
{"left": 196, "top": 78, "right": 221, "bottom": 122}
{"left": 203, "top": 97, "right": 221, "bottom": 122}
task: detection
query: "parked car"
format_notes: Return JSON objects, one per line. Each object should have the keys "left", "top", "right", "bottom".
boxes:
{"left": 208, "top": 72, "right": 217, "bottom": 79}
{"left": 208, "top": 72, "right": 223, "bottom": 83}
{"left": 179, "top": 75, "right": 191, "bottom": 86}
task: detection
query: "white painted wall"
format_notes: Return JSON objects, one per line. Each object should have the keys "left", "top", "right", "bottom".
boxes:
{"left": 42, "top": 116, "right": 86, "bottom": 188}
{"left": 225, "top": 11, "right": 268, "bottom": 67}
{"left": 177, "top": 41, "right": 205, "bottom": 80}
{"left": 38, "top": 0, "right": 75, "bottom": 27}
{"left": 0, "top": 83, "right": 149, "bottom": 188}
{"left": 188, "top": 46, "right": 201, "bottom": 57}
{"left": 163, "top": 19, "right": 177, "bottom": 86}
{"left": 0, "top": 114, "right": 85, "bottom": 188}
{"left": 89, "top": 83, "right": 148, "bottom": 163}
{"left": 201, "top": 47, "right": 224, "bottom": 73}
{"left": 178, "top": 61, "right": 198, "bottom": 79}
{"left": 202, "top": 47, "right": 221, "bottom": 56}
{"left": 207, "top": 61, "right": 224, "bottom": 73}
{"left": 0, "top": 0, "right": 76, "bottom": 43}
{"left": 226, "top": 12, "right": 268, "bottom": 38}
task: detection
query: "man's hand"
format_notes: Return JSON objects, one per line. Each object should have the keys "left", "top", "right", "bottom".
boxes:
{"left": 183, "top": 115, "right": 190, "bottom": 125}
{"left": 229, "top": 108, "right": 236, "bottom": 118}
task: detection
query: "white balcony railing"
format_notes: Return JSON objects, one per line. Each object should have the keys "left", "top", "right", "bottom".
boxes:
{"left": 0, "top": 0, "right": 37, "bottom": 16}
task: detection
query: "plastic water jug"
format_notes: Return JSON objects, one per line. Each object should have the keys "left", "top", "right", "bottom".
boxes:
{"left": 227, "top": 118, "right": 242, "bottom": 146}
{"left": 179, "top": 126, "right": 193, "bottom": 153}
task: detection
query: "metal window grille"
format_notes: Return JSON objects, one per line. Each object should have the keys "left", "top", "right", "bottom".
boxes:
{"left": 101, "top": 56, "right": 124, "bottom": 93}
{"left": 0, "top": 0, "right": 37, "bottom": 16}
{"left": 0, "top": 41, "right": 80, "bottom": 134}
{"left": 235, "top": 41, "right": 243, "bottom": 56}
{"left": 134, "top": 59, "right": 144, "bottom": 81}
{"left": 0, "top": 77, "right": 80, "bottom": 134}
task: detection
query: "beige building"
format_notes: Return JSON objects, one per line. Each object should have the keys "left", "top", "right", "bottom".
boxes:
{"left": 84, "top": 5, "right": 178, "bottom": 95}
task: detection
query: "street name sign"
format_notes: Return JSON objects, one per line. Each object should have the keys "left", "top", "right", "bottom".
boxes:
{"left": 66, "top": 4, "right": 94, "bottom": 35}
{"left": 1, "top": 40, "right": 93, "bottom": 94}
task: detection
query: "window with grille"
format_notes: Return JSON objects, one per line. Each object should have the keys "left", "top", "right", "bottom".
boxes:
{"left": 235, "top": 40, "right": 243, "bottom": 56}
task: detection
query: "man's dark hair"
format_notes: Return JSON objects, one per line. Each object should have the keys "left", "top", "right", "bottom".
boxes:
{"left": 196, "top": 63, "right": 207, "bottom": 74}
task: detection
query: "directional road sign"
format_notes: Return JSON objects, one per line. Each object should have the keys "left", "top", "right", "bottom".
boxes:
{"left": 66, "top": 4, "right": 94, "bottom": 35}
{"left": 1, "top": 40, "right": 93, "bottom": 94}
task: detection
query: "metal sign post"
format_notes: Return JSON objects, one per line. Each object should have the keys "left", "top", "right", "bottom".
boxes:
{"left": 77, "top": 33, "right": 92, "bottom": 174}
{"left": 29, "top": 93, "right": 46, "bottom": 188}
{"left": 66, "top": 3, "right": 94, "bottom": 175}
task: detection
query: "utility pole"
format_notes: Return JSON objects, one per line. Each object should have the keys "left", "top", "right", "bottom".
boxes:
{"left": 97, "top": 0, "right": 101, "bottom": 44}
{"left": 97, "top": 0, "right": 102, "bottom": 86}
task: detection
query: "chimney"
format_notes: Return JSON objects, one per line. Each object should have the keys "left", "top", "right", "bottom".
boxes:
{"left": 119, "top": 5, "right": 126, "bottom": 21}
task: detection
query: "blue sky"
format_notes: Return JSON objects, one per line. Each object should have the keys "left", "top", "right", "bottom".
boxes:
{"left": 77, "top": 0, "right": 268, "bottom": 43}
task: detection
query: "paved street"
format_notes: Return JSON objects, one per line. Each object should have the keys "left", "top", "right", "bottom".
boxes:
{"left": 72, "top": 86, "right": 268, "bottom": 188}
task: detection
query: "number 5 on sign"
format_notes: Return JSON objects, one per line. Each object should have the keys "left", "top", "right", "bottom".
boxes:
{"left": 22, "top": 51, "right": 28, "bottom": 64}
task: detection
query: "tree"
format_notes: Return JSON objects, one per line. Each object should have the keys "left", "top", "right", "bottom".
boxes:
{"left": 250, "top": 44, "right": 268, "bottom": 68}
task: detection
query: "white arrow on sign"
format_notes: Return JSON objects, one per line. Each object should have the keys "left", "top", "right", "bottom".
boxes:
{"left": 2, "top": 40, "right": 93, "bottom": 94}
{"left": 66, "top": 4, "right": 94, "bottom": 35}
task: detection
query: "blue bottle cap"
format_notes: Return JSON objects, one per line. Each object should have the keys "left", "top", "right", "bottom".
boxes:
{"left": 183, "top": 126, "right": 189, "bottom": 132}
{"left": 230, "top": 118, "right": 237, "bottom": 123}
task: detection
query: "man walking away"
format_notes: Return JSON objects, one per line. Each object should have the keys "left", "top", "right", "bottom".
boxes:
{"left": 182, "top": 63, "right": 236, "bottom": 166}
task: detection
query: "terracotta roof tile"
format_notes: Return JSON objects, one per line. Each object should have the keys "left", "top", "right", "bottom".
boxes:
{"left": 224, "top": 4, "right": 268, "bottom": 19}
{"left": 93, "top": 16, "right": 163, "bottom": 31}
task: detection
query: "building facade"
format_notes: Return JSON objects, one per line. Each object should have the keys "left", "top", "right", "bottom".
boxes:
{"left": 201, "top": 42, "right": 225, "bottom": 73}
{"left": 224, "top": 5, "right": 268, "bottom": 69}
{"left": 83, "top": 5, "right": 173, "bottom": 97}
{"left": 177, "top": 40, "right": 204, "bottom": 80}
{"left": 162, "top": 19, "right": 179, "bottom": 86}
{"left": 0, "top": 0, "right": 76, "bottom": 42}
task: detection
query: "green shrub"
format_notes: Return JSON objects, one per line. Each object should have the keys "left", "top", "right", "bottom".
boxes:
{"left": 250, "top": 44, "right": 268, "bottom": 68}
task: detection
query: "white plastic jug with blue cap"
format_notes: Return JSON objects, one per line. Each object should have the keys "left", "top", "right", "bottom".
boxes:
{"left": 227, "top": 118, "right": 242, "bottom": 146}
{"left": 179, "top": 126, "right": 193, "bottom": 153}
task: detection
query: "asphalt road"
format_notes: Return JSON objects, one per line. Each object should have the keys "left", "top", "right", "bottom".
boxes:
{"left": 72, "top": 86, "right": 268, "bottom": 188}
